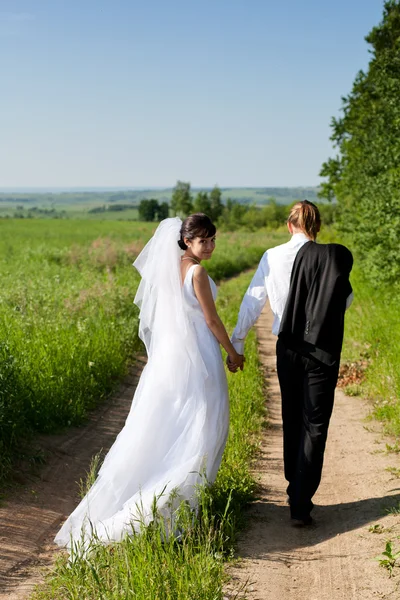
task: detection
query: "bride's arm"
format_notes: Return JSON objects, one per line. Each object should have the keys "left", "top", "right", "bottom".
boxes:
{"left": 193, "top": 266, "right": 244, "bottom": 368}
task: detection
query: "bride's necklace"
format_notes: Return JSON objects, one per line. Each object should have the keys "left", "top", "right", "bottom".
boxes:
{"left": 181, "top": 256, "right": 200, "bottom": 265}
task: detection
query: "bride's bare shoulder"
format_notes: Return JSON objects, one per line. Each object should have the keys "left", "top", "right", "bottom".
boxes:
{"left": 181, "top": 262, "right": 206, "bottom": 285}
{"left": 193, "top": 264, "right": 207, "bottom": 279}
{"left": 192, "top": 265, "right": 212, "bottom": 293}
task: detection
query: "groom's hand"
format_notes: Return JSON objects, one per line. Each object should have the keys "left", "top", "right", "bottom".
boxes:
{"left": 226, "top": 354, "right": 245, "bottom": 373}
{"left": 226, "top": 356, "right": 237, "bottom": 373}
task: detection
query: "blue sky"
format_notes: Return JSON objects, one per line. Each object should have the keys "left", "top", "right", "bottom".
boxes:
{"left": 0, "top": 0, "right": 384, "bottom": 188}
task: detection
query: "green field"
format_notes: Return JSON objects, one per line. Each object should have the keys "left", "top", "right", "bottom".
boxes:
{"left": 0, "top": 218, "right": 287, "bottom": 483}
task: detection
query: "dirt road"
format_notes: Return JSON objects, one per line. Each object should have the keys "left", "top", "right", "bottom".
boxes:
{"left": 230, "top": 307, "right": 400, "bottom": 599}
{"left": 0, "top": 359, "right": 145, "bottom": 600}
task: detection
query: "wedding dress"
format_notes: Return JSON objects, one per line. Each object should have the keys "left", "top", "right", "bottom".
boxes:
{"left": 54, "top": 218, "right": 229, "bottom": 549}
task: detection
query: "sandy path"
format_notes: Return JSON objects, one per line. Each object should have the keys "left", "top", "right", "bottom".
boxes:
{"left": 0, "top": 358, "right": 146, "bottom": 600}
{"left": 230, "top": 306, "right": 400, "bottom": 599}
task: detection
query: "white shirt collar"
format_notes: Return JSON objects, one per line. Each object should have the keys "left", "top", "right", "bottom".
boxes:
{"left": 288, "top": 232, "right": 311, "bottom": 245}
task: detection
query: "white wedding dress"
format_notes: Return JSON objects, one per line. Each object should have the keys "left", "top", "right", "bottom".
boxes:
{"left": 55, "top": 219, "right": 229, "bottom": 549}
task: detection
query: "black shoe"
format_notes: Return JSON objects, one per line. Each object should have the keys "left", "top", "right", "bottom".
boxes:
{"left": 291, "top": 515, "right": 313, "bottom": 527}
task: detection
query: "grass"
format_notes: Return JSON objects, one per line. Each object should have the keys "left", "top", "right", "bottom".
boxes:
{"left": 385, "top": 467, "right": 400, "bottom": 479}
{"left": 340, "top": 266, "right": 400, "bottom": 436}
{"left": 0, "top": 218, "right": 286, "bottom": 485}
{"left": 386, "top": 503, "right": 400, "bottom": 517}
{"left": 32, "top": 269, "right": 267, "bottom": 600}
{"left": 324, "top": 223, "right": 400, "bottom": 437}
{"left": 385, "top": 442, "right": 400, "bottom": 454}
{"left": 78, "top": 450, "right": 104, "bottom": 499}
{"left": 378, "top": 540, "right": 400, "bottom": 577}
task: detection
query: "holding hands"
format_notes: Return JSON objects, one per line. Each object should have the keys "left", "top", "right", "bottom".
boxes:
{"left": 226, "top": 352, "right": 245, "bottom": 374}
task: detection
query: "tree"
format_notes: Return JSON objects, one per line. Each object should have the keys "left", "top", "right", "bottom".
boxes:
{"left": 241, "top": 206, "right": 265, "bottom": 230}
{"left": 170, "top": 181, "right": 193, "bottom": 216}
{"left": 319, "top": 0, "right": 400, "bottom": 286}
{"left": 193, "top": 191, "right": 211, "bottom": 215}
{"left": 138, "top": 199, "right": 159, "bottom": 221}
{"left": 226, "top": 197, "right": 234, "bottom": 211}
{"left": 157, "top": 201, "right": 169, "bottom": 220}
{"left": 262, "top": 199, "right": 287, "bottom": 228}
{"left": 209, "top": 185, "right": 224, "bottom": 222}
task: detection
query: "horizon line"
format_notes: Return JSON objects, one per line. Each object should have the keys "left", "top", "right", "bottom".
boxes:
{"left": 0, "top": 184, "right": 321, "bottom": 193}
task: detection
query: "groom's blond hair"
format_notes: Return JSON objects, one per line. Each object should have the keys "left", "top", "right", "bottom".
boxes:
{"left": 287, "top": 200, "right": 321, "bottom": 240}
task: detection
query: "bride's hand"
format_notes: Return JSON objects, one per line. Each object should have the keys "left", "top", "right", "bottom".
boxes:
{"left": 227, "top": 352, "right": 245, "bottom": 373}
{"left": 226, "top": 356, "right": 236, "bottom": 373}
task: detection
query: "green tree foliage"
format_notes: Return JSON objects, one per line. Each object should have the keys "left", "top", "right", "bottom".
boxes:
{"left": 209, "top": 185, "right": 224, "bottom": 222}
{"left": 220, "top": 200, "right": 248, "bottom": 230}
{"left": 218, "top": 199, "right": 288, "bottom": 231}
{"left": 157, "top": 201, "right": 170, "bottom": 220}
{"left": 170, "top": 181, "right": 193, "bottom": 216}
{"left": 193, "top": 191, "right": 212, "bottom": 215}
{"left": 317, "top": 202, "right": 337, "bottom": 226}
{"left": 138, "top": 199, "right": 160, "bottom": 221}
{"left": 260, "top": 199, "right": 287, "bottom": 229}
{"left": 319, "top": 0, "right": 400, "bottom": 286}
{"left": 138, "top": 199, "right": 170, "bottom": 221}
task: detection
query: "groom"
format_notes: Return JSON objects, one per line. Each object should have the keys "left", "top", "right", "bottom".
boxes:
{"left": 229, "top": 217, "right": 353, "bottom": 525}
{"left": 275, "top": 241, "right": 353, "bottom": 524}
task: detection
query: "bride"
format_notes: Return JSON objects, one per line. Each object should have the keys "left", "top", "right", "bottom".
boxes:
{"left": 55, "top": 214, "right": 244, "bottom": 549}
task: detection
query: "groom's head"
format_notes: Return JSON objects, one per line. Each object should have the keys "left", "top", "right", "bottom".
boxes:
{"left": 287, "top": 200, "right": 321, "bottom": 241}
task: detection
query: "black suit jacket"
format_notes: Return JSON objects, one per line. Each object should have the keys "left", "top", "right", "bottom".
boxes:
{"left": 279, "top": 242, "right": 353, "bottom": 367}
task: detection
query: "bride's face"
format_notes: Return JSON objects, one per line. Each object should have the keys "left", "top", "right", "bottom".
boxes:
{"left": 186, "top": 235, "right": 216, "bottom": 261}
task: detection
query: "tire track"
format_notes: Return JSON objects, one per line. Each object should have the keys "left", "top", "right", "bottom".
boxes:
{"left": 0, "top": 358, "right": 146, "bottom": 600}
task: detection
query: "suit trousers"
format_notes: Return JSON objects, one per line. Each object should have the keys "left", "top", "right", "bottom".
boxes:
{"left": 276, "top": 338, "right": 339, "bottom": 519}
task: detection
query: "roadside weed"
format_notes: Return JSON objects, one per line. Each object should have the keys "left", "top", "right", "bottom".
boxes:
{"left": 378, "top": 540, "right": 400, "bottom": 577}
{"left": 386, "top": 467, "right": 400, "bottom": 479}
{"left": 369, "top": 524, "right": 385, "bottom": 534}
{"left": 78, "top": 450, "right": 104, "bottom": 499}
{"left": 386, "top": 503, "right": 400, "bottom": 516}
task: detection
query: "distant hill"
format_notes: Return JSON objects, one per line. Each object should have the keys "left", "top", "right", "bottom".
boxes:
{"left": 218, "top": 187, "right": 320, "bottom": 205}
{"left": 0, "top": 186, "right": 321, "bottom": 212}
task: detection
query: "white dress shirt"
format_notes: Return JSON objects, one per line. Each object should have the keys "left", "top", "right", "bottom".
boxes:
{"left": 231, "top": 233, "right": 353, "bottom": 354}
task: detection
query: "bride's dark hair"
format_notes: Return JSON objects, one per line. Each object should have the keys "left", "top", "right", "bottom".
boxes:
{"left": 178, "top": 213, "right": 216, "bottom": 250}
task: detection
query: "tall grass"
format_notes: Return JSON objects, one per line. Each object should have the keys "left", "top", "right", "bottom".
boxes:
{"left": 0, "top": 219, "right": 286, "bottom": 483}
{"left": 341, "top": 266, "right": 400, "bottom": 435}
{"left": 32, "top": 270, "right": 267, "bottom": 600}
{"left": 318, "top": 227, "right": 400, "bottom": 434}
